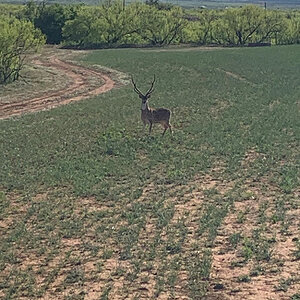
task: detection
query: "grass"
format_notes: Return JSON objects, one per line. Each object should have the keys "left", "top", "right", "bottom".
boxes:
{"left": 0, "top": 45, "right": 299, "bottom": 299}
{"left": 2, "top": 46, "right": 299, "bottom": 195}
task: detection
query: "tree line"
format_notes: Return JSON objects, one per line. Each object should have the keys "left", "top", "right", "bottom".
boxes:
{"left": 0, "top": 1, "right": 299, "bottom": 83}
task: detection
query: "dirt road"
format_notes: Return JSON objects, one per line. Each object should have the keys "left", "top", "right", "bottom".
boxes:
{"left": 0, "top": 55, "right": 116, "bottom": 120}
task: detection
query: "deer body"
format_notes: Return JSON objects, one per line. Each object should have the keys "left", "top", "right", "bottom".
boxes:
{"left": 141, "top": 104, "right": 171, "bottom": 134}
{"left": 132, "top": 75, "right": 172, "bottom": 136}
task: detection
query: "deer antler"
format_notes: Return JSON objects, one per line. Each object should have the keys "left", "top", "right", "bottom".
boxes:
{"left": 131, "top": 76, "right": 144, "bottom": 97}
{"left": 145, "top": 75, "right": 156, "bottom": 97}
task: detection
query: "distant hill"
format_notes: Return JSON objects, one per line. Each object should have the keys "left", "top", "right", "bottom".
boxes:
{"left": 0, "top": 0, "right": 299, "bottom": 9}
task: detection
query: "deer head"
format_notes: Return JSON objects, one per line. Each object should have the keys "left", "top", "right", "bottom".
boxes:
{"left": 131, "top": 75, "right": 156, "bottom": 109}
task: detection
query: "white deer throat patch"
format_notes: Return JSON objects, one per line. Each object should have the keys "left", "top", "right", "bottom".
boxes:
{"left": 141, "top": 103, "right": 147, "bottom": 110}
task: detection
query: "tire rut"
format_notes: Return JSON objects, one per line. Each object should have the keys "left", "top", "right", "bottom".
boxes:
{"left": 0, "top": 56, "right": 116, "bottom": 120}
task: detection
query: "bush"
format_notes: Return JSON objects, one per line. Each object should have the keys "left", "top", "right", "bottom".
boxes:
{"left": 0, "top": 16, "right": 45, "bottom": 84}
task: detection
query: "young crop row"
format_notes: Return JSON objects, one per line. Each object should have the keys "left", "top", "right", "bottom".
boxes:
{"left": 0, "top": 40, "right": 299, "bottom": 299}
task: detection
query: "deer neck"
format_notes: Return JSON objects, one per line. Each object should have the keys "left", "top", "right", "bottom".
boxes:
{"left": 141, "top": 101, "right": 150, "bottom": 111}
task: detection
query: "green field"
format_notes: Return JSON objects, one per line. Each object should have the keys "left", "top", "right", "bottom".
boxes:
{"left": 0, "top": 45, "right": 299, "bottom": 299}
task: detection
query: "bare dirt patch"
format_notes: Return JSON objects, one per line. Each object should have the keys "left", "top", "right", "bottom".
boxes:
{"left": 1, "top": 159, "right": 298, "bottom": 299}
{"left": 119, "top": 169, "right": 235, "bottom": 299}
{"left": 207, "top": 167, "right": 300, "bottom": 300}
{"left": 0, "top": 47, "right": 122, "bottom": 120}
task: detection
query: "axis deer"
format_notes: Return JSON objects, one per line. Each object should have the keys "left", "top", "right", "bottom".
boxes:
{"left": 131, "top": 75, "right": 172, "bottom": 136}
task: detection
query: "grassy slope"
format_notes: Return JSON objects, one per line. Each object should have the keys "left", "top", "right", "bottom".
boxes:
{"left": 0, "top": 45, "right": 299, "bottom": 299}
{"left": 1, "top": 46, "right": 299, "bottom": 195}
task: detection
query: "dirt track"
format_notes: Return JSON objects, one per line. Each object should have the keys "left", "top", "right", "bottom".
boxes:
{"left": 0, "top": 56, "right": 116, "bottom": 120}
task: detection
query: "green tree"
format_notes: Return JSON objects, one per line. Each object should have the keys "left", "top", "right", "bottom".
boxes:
{"left": 34, "top": 3, "right": 80, "bottom": 44}
{"left": 0, "top": 17, "right": 45, "bottom": 84}
{"left": 60, "top": 2, "right": 300, "bottom": 48}
{"left": 277, "top": 12, "right": 300, "bottom": 44}
{"left": 213, "top": 6, "right": 264, "bottom": 46}
{"left": 18, "top": 0, "right": 39, "bottom": 23}
{"left": 139, "top": 6, "right": 186, "bottom": 46}
{"left": 254, "top": 10, "right": 284, "bottom": 43}
{"left": 63, "top": 2, "right": 141, "bottom": 47}
{"left": 99, "top": 1, "right": 141, "bottom": 45}
{"left": 0, "top": 4, "right": 23, "bottom": 17}
{"left": 183, "top": 10, "right": 217, "bottom": 45}
{"left": 63, "top": 8, "right": 101, "bottom": 47}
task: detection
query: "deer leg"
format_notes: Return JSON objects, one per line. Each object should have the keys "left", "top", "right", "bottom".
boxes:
{"left": 162, "top": 123, "right": 168, "bottom": 136}
{"left": 169, "top": 123, "right": 173, "bottom": 134}
{"left": 149, "top": 122, "right": 153, "bottom": 135}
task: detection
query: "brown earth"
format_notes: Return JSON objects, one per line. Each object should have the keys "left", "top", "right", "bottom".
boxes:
{"left": 0, "top": 50, "right": 117, "bottom": 120}
{"left": 1, "top": 167, "right": 298, "bottom": 299}
{"left": 207, "top": 151, "right": 300, "bottom": 300}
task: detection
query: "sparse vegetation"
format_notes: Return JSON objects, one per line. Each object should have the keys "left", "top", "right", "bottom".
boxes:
{"left": 0, "top": 43, "right": 299, "bottom": 298}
